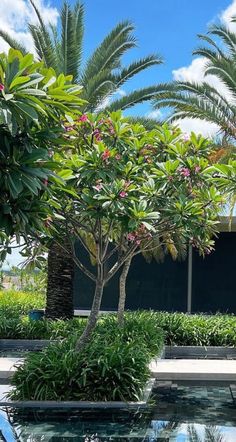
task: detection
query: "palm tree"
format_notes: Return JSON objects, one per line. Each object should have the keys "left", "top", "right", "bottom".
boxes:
{"left": 153, "top": 19, "right": 236, "bottom": 141}
{"left": 0, "top": 0, "right": 163, "bottom": 318}
{"left": 1, "top": 1, "right": 163, "bottom": 113}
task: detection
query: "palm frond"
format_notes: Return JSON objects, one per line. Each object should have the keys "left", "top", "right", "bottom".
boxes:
{"left": 113, "top": 54, "right": 163, "bottom": 87}
{"left": 107, "top": 86, "right": 163, "bottom": 111}
{"left": 61, "top": 2, "right": 78, "bottom": 78}
{"left": 208, "top": 23, "right": 236, "bottom": 56}
{"left": 73, "top": 1, "right": 84, "bottom": 77}
{"left": 127, "top": 116, "right": 161, "bottom": 130}
{"left": 82, "top": 70, "right": 116, "bottom": 111}
{"left": 28, "top": 24, "right": 46, "bottom": 61}
{"left": 29, "top": 0, "right": 57, "bottom": 69}
{"left": 0, "top": 30, "right": 27, "bottom": 54}
{"left": 153, "top": 21, "right": 236, "bottom": 141}
{"left": 153, "top": 81, "right": 236, "bottom": 138}
{"left": 80, "top": 21, "right": 136, "bottom": 85}
{"left": 196, "top": 33, "right": 225, "bottom": 56}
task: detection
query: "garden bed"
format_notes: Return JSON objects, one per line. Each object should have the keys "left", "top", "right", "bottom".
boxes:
{"left": 0, "top": 378, "right": 156, "bottom": 409}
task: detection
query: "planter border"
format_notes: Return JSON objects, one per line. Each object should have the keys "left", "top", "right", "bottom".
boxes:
{"left": 1, "top": 341, "right": 236, "bottom": 358}
{"left": 165, "top": 345, "right": 236, "bottom": 359}
{"left": 0, "top": 340, "right": 55, "bottom": 350}
{"left": 0, "top": 378, "right": 156, "bottom": 410}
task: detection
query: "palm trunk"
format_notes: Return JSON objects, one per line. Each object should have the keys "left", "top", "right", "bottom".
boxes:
{"left": 118, "top": 256, "right": 132, "bottom": 326}
{"left": 75, "top": 278, "right": 104, "bottom": 351}
{"left": 45, "top": 240, "right": 74, "bottom": 320}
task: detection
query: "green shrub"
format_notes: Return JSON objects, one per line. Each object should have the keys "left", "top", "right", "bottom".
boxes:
{"left": 98, "top": 311, "right": 164, "bottom": 358}
{"left": 0, "top": 290, "right": 45, "bottom": 317}
{"left": 155, "top": 312, "right": 236, "bottom": 346}
{"left": 10, "top": 319, "right": 164, "bottom": 401}
{"left": 0, "top": 317, "right": 86, "bottom": 340}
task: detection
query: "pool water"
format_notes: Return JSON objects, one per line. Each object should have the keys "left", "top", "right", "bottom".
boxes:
{"left": 0, "top": 384, "right": 236, "bottom": 441}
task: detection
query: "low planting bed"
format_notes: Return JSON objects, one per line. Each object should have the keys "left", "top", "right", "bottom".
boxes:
{"left": 1, "top": 289, "right": 236, "bottom": 403}
{"left": 7, "top": 313, "right": 164, "bottom": 403}
{"left": 156, "top": 311, "right": 236, "bottom": 347}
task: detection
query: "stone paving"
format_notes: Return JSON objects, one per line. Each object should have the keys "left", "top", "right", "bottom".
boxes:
{"left": 1, "top": 357, "right": 236, "bottom": 382}
{"left": 150, "top": 358, "right": 236, "bottom": 381}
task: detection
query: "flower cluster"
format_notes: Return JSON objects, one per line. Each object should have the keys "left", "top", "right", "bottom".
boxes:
{"left": 101, "top": 149, "right": 111, "bottom": 161}
{"left": 127, "top": 224, "right": 152, "bottom": 245}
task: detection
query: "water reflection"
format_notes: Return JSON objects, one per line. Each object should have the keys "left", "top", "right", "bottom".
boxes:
{"left": 0, "top": 385, "right": 235, "bottom": 441}
{"left": 187, "top": 424, "right": 225, "bottom": 442}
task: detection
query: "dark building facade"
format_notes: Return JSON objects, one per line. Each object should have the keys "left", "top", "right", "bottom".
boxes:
{"left": 73, "top": 227, "right": 236, "bottom": 314}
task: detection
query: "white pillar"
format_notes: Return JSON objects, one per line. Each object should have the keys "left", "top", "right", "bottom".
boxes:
{"left": 187, "top": 244, "right": 193, "bottom": 313}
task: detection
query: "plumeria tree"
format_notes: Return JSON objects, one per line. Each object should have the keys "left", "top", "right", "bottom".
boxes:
{"left": 0, "top": 49, "right": 84, "bottom": 260}
{"left": 116, "top": 128, "right": 226, "bottom": 325}
{"left": 45, "top": 113, "right": 223, "bottom": 350}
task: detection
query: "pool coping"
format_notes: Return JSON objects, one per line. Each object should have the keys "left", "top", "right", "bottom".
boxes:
{"left": 0, "top": 341, "right": 236, "bottom": 354}
{"left": 165, "top": 346, "right": 236, "bottom": 359}
{"left": 0, "top": 378, "right": 156, "bottom": 410}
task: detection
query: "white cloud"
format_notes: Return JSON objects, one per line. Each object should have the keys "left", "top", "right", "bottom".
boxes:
{"left": 146, "top": 109, "right": 162, "bottom": 120}
{"left": 176, "top": 118, "right": 219, "bottom": 137}
{"left": 221, "top": 0, "right": 236, "bottom": 30}
{"left": 173, "top": 57, "right": 207, "bottom": 84}
{"left": 0, "top": 0, "right": 59, "bottom": 53}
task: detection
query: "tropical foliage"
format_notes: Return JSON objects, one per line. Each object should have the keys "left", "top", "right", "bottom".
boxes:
{"left": 42, "top": 112, "right": 224, "bottom": 349}
{"left": 155, "top": 311, "right": 236, "bottom": 346}
{"left": 0, "top": 289, "right": 44, "bottom": 317}
{"left": 0, "top": 49, "right": 84, "bottom": 259}
{"left": 0, "top": 0, "right": 165, "bottom": 318}
{"left": 0, "top": 0, "right": 163, "bottom": 113}
{"left": 153, "top": 18, "right": 236, "bottom": 141}
{"left": 10, "top": 315, "right": 164, "bottom": 401}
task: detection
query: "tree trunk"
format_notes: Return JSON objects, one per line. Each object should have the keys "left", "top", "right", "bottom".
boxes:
{"left": 75, "top": 279, "right": 104, "bottom": 352}
{"left": 118, "top": 256, "right": 132, "bottom": 326}
{"left": 45, "top": 240, "right": 74, "bottom": 320}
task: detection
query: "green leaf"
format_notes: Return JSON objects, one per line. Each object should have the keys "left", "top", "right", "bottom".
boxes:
{"left": 9, "top": 76, "right": 30, "bottom": 90}
{"left": 14, "top": 102, "right": 39, "bottom": 121}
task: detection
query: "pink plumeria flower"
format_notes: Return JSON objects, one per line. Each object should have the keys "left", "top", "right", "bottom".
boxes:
{"left": 64, "top": 125, "right": 74, "bottom": 132}
{"left": 195, "top": 166, "right": 201, "bottom": 173}
{"left": 79, "top": 114, "right": 88, "bottom": 122}
{"left": 183, "top": 133, "right": 190, "bottom": 141}
{"left": 94, "top": 129, "right": 102, "bottom": 141}
{"left": 109, "top": 125, "right": 115, "bottom": 135}
{"left": 101, "top": 149, "right": 111, "bottom": 161}
{"left": 180, "top": 167, "right": 191, "bottom": 177}
{"left": 0, "top": 84, "right": 4, "bottom": 91}
{"left": 93, "top": 183, "right": 103, "bottom": 192}
{"left": 119, "top": 191, "right": 127, "bottom": 198}
{"left": 124, "top": 180, "right": 131, "bottom": 189}
{"left": 127, "top": 233, "right": 136, "bottom": 242}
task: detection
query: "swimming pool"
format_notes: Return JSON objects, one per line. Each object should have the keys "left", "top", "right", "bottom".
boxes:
{"left": 0, "top": 383, "right": 235, "bottom": 441}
